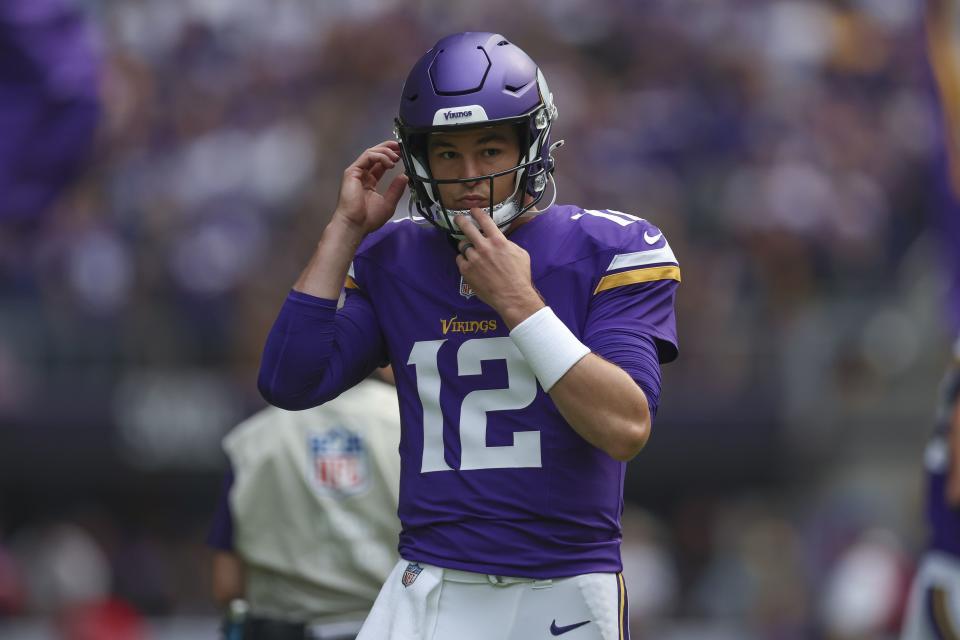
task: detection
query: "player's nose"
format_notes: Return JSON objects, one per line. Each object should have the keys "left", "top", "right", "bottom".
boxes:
{"left": 461, "top": 156, "right": 483, "bottom": 182}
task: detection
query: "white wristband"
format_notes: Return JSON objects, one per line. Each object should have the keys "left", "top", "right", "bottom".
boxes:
{"left": 509, "top": 306, "right": 590, "bottom": 392}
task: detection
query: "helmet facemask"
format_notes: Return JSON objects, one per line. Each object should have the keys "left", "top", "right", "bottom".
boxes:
{"left": 395, "top": 70, "right": 559, "bottom": 238}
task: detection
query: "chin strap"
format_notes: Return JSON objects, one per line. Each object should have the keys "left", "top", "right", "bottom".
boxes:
{"left": 407, "top": 196, "right": 430, "bottom": 227}
{"left": 534, "top": 140, "right": 563, "bottom": 211}
{"left": 540, "top": 172, "right": 559, "bottom": 212}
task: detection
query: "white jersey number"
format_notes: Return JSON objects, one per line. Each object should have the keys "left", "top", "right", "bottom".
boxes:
{"left": 571, "top": 209, "right": 643, "bottom": 226}
{"left": 407, "top": 337, "right": 541, "bottom": 473}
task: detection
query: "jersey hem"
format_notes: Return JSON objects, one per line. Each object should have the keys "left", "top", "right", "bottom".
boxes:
{"left": 397, "top": 549, "right": 623, "bottom": 579}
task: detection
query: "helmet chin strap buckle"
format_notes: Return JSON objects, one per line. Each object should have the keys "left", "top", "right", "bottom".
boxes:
{"left": 533, "top": 173, "right": 547, "bottom": 192}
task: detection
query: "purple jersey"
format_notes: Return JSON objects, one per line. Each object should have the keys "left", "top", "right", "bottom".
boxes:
{"left": 340, "top": 205, "right": 679, "bottom": 577}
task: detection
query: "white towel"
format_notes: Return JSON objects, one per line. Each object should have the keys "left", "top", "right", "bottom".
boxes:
{"left": 356, "top": 560, "right": 443, "bottom": 640}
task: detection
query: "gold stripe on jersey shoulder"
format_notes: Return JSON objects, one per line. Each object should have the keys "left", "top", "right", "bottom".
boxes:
{"left": 594, "top": 265, "right": 681, "bottom": 294}
{"left": 344, "top": 276, "right": 359, "bottom": 290}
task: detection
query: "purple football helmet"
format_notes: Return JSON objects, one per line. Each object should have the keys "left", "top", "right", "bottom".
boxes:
{"left": 394, "top": 32, "right": 561, "bottom": 236}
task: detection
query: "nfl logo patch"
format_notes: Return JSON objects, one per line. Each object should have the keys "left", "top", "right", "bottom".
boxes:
{"left": 401, "top": 562, "right": 423, "bottom": 588}
{"left": 459, "top": 276, "right": 475, "bottom": 299}
{"left": 307, "top": 426, "right": 369, "bottom": 497}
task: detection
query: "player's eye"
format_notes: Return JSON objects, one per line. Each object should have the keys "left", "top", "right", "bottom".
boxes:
{"left": 436, "top": 150, "right": 458, "bottom": 161}
{"left": 481, "top": 148, "right": 503, "bottom": 158}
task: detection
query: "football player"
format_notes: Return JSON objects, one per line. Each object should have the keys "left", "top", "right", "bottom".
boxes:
{"left": 258, "top": 32, "right": 680, "bottom": 640}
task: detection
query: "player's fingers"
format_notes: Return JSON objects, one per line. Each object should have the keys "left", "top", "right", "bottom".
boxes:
{"left": 368, "top": 160, "right": 389, "bottom": 184}
{"left": 351, "top": 150, "right": 398, "bottom": 174}
{"left": 382, "top": 174, "right": 409, "bottom": 210}
{"left": 370, "top": 144, "right": 401, "bottom": 162}
{"left": 358, "top": 163, "right": 387, "bottom": 191}
{"left": 357, "top": 158, "right": 396, "bottom": 191}
{"left": 368, "top": 151, "right": 398, "bottom": 169}
{"left": 373, "top": 139, "right": 401, "bottom": 154}
{"left": 348, "top": 140, "right": 400, "bottom": 171}
{"left": 377, "top": 139, "right": 401, "bottom": 152}
{"left": 455, "top": 252, "right": 469, "bottom": 272}
{"left": 454, "top": 214, "right": 484, "bottom": 244}
{"left": 468, "top": 206, "right": 501, "bottom": 238}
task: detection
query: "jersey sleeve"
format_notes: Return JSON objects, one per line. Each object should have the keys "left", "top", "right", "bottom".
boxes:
{"left": 584, "top": 221, "right": 680, "bottom": 363}
{"left": 206, "top": 469, "right": 235, "bottom": 551}
{"left": 257, "top": 286, "right": 388, "bottom": 410}
{"left": 581, "top": 221, "right": 680, "bottom": 415}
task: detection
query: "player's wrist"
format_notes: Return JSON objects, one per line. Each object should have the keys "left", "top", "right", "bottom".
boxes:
{"left": 495, "top": 289, "right": 545, "bottom": 330}
{"left": 324, "top": 213, "right": 368, "bottom": 246}
{"left": 509, "top": 306, "right": 591, "bottom": 392}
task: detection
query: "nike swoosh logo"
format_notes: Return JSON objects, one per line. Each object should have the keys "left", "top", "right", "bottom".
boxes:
{"left": 644, "top": 231, "right": 663, "bottom": 244}
{"left": 550, "top": 619, "right": 591, "bottom": 636}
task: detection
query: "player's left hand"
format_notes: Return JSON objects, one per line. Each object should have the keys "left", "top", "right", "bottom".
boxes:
{"left": 455, "top": 209, "right": 545, "bottom": 328}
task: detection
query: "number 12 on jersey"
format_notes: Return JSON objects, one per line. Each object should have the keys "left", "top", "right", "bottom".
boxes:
{"left": 407, "top": 337, "right": 542, "bottom": 473}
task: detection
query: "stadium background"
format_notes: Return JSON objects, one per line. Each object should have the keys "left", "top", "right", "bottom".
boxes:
{"left": 0, "top": 0, "right": 955, "bottom": 637}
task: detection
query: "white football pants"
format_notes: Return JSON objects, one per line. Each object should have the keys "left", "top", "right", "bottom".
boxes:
{"left": 356, "top": 559, "right": 629, "bottom": 640}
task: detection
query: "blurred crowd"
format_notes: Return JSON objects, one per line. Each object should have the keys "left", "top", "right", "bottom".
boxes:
{"left": 0, "top": 0, "right": 954, "bottom": 638}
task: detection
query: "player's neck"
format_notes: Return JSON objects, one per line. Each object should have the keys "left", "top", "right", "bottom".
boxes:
{"left": 506, "top": 216, "right": 533, "bottom": 235}
{"left": 505, "top": 197, "right": 541, "bottom": 235}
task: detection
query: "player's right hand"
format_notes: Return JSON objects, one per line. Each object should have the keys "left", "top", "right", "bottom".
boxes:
{"left": 333, "top": 140, "right": 408, "bottom": 236}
